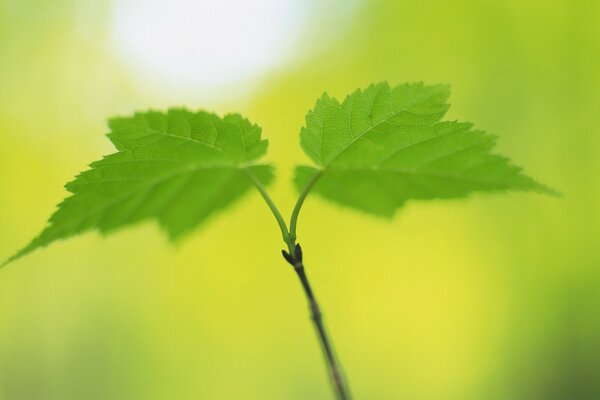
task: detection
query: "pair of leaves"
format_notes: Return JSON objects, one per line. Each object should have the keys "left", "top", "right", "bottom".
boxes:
{"left": 2, "top": 82, "right": 555, "bottom": 266}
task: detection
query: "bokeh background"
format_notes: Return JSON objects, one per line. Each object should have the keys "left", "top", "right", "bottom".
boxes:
{"left": 1, "top": 0, "right": 598, "bottom": 399}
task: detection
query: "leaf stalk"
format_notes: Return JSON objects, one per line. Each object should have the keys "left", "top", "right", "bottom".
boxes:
{"left": 289, "top": 170, "right": 323, "bottom": 242}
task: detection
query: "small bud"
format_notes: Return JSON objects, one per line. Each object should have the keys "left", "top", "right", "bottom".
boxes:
{"left": 294, "top": 243, "right": 303, "bottom": 262}
{"left": 281, "top": 250, "right": 295, "bottom": 266}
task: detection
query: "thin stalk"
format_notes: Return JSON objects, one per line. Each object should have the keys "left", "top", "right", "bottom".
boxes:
{"left": 289, "top": 170, "right": 323, "bottom": 242}
{"left": 243, "top": 168, "right": 291, "bottom": 246}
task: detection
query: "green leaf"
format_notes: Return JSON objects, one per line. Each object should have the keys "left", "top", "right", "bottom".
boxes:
{"left": 295, "top": 82, "right": 557, "bottom": 217}
{"left": 3, "top": 109, "right": 273, "bottom": 266}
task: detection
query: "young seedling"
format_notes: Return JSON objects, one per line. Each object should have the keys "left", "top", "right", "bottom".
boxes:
{"left": 2, "top": 82, "right": 557, "bottom": 399}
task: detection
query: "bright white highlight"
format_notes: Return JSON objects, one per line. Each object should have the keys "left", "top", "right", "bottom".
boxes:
{"left": 110, "top": 0, "right": 309, "bottom": 90}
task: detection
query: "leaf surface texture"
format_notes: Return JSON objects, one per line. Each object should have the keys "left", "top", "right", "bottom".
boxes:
{"left": 296, "top": 82, "right": 555, "bottom": 216}
{"left": 5, "top": 110, "right": 273, "bottom": 265}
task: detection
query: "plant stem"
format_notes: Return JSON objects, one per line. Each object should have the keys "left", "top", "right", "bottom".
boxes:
{"left": 247, "top": 170, "right": 350, "bottom": 399}
{"left": 282, "top": 244, "right": 351, "bottom": 400}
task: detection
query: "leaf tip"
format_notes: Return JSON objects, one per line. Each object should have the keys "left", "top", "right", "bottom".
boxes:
{"left": 536, "top": 183, "right": 563, "bottom": 198}
{"left": 0, "top": 247, "right": 28, "bottom": 270}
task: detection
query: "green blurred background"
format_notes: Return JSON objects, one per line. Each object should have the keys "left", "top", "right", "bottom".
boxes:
{"left": 1, "top": 0, "right": 598, "bottom": 399}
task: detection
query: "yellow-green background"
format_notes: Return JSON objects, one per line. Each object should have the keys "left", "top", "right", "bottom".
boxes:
{"left": 1, "top": 0, "right": 598, "bottom": 399}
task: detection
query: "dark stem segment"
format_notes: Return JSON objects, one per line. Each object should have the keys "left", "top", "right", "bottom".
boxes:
{"left": 282, "top": 244, "right": 351, "bottom": 400}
